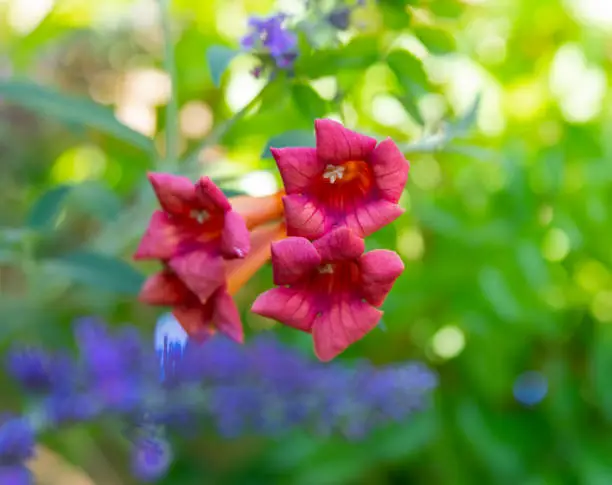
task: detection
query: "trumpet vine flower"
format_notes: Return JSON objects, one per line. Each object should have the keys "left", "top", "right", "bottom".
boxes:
{"left": 134, "top": 173, "right": 282, "bottom": 304}
{"left": 272, "top": 118, "right": 409, "bottom": 239}
{"left": 252, "top": 227, "right": 404, "bottom": 361}
{"left": 139, "top": 223, "right": 286, "bottom": 343}
{"left": 139, "top": 268, "right": 243, "bottom": 344}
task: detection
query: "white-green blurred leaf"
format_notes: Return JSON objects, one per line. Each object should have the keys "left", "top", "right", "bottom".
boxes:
{"left": 69, "top": 182, "right": 122, "bottom": 222}
{"left": 45, "top": 251, "right": 144, "bottom": 295}
{"left": 0, "top": 80, "right": 154, "bottom": 152}
{"left": 414, "top": 26, "right": 456, "bottom": 55}
{"left": 261, "top": 130, "right": 316, "bottom": 158}
{"left": 479, "top": 266, "right": 521, "bottom": 322}
{"left": 27, "top": 184, "right": 72, "bottom": 230}
{"left": 206, "top": 45, "right": 238, "bottom": 87}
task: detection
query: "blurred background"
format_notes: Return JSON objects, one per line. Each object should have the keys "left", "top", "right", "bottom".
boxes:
{"left": 2, "top": 0, "right": 612, "bottom": 483}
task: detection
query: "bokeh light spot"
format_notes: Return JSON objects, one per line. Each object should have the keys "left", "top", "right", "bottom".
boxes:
{"left": 51, "top": 145, "right": 107, "bottom": 183}
{"left": 226, "top": 69, "right": 265, "bottom": 112}
{"left": 8, "top": 0, "right": 54, "bottom": 35}
{"left": 397, "top": 227, "right": 425, "bottom": 261}
{"left": 542, "top": 228, "right": 570, "bottom": 262}
{"left": 513, "top": 371, "right": 548, "bottom": 406}
{"left": 371, "top": 94, "right": 409, "bottom": 127}
{"left": 549, "top": 44, "right": 606, "bottom": 123}
{"left": 310, "top": 77, "right": 338, "bottom": 101}
{"left": 115, "top": 103, "right": 157, "bottom": 136}
{"left": 410, "top": 157, "right": 442, "bottom": 190}
{"left": 179, "top": 101, "right": 213, "bottom": 139}
{"left": 591, "top": 291, "right": 612, "bottom": 323}
{"left": 575, "top": 260, "right": 611, "bottom": 294}
{"left": 505, "top": 79, "right": 546, "bottom": 121}
{"left": 238, "top": 171, "right": 278, "bottom": 197}
{"left": 566, "top": 0, "right": 612, "bottom": 28}
{"left": 431, "top": 325, "right": 465, "bottom": 360}
{"left": 123, "top": 69, "right": 171, "bottom": 107}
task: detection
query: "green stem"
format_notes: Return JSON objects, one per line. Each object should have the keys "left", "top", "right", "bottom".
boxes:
{"left": 400, "top": 132, "right": 451, "bottom": 154}
{"left": 158, "top": 0, "right": 179, "bottom": 167}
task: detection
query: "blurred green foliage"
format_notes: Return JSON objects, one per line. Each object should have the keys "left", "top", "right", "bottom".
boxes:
{"left": 2, "top": 0, "right": 612, "bottom": 483}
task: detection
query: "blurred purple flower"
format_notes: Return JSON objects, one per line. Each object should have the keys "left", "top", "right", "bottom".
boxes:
{"left": 0, "top": 418, "right": 35, "bottom": 464}
{"left": 0, "top": 465, "right": 33, "bottom": 485}
{"left": 131, "top": 437, "right": 172, "bottom": 482}
{"left": 3, "top": 317, "right": 437, "bottom": 482}
{"left": 241, "top": 14, "right": 298, "bottom": 71}
{"left": 6, "top": 348, "right": 73, "bottom": 393}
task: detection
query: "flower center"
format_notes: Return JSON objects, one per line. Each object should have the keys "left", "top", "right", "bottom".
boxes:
{"left": 323, "top": 165, "right": 345, "bottom": 184}
{"left": 190, "top": 210, "right": 210, "bottom": 224}
{"left": 310, "top": 261, "right": 361, "bottom": 296}
{"left": 318, "top": 263, "right": 334, "bottom": 274}
{"left": 313, "top": 160, "right": 374, "bottom": 213}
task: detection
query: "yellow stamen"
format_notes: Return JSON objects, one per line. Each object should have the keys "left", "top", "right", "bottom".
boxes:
{"left": 322, "top": 161, "right": 366, "bottom": 185}
{"left": 323, "top": 164, "right": 345, "bottom": 184}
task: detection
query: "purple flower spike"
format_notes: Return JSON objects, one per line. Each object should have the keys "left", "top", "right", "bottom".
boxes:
{"left": 0, "top": 418, "right": 35, "bottom": 464}
{"left": 6, "top": 348, "right": 72, "bottom": 393}
{"left": 0, "top": 465, "right": 33, "bottom": 485}
{"left": 241, "top": 13, "right": 298, "bottom": 71}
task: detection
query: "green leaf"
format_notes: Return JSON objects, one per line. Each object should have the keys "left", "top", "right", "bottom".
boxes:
{"left": 296, "top": 36, "right": 380, "bottom": 79}
{"left": 261, "top": 130, "right": 316, "bottom": 159}
{"left": 478, "top": 266, "right": 521, "bottom": 322}
{"left": 292, "top": 84, "right": 329, "bottom": 120}
{"left": 221, "top": 188, "right": 249, "bottom": 198}
{"left": 379, "top": 0, "right": 412, "bottom": 30}
{"left": 414, "top": 26, "right": 456, "bottom": 55}
{"left": 46, "top": 251, "right": 145, "bottom": 295}
{"left": 68, "top": 182, "right": 122, "bottom": 222}
{"left": 394, "top": 92, "right": 425, "bottom": 125}
{"left": 206, "top": 45, "right": 238, "bottom": 87}
{"left": 27, "top": 185, "right": 72, "bottom": 230}
{"left": 387, "top": 50, "right": 430, "bottom": 94}
{"left": 427, "top": 0, "right": 464, "bottom": 18}
{"left": 449, "top": 94, "right": 481, "bottom": 136}
{"left": 0, "top": 80, "right": 154, "bottom": 153}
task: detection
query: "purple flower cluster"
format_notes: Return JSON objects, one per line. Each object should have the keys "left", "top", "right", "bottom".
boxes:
{"left": 0, "top": 417, "right": 35, "bottom": 485}
{"left": 240, "top": 14, "right": 298, "bottom": 76}
{"left": 1, "top": 317, "right": 437, "bottom": 482}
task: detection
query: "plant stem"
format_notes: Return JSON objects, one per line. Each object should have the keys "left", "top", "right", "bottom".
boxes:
{"left": 158, "top": 0, "right": 179, "bottom": 168}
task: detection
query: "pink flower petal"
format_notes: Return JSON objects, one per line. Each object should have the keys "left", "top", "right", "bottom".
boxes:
{"left": 220, "top": 211, "right": 250, "bottom": 259}
{"left": 195, "top": 176, "right": 232, "bottom": 213}
{"left": 148, "top": 172, "right": 197, "bottom": 216}
{"left": 133, "top": 211, "right": 186, "bottom": 260}
{"left": 172, "top": 306, "right": 216, "bottom": 343}
{"left": 343, "top": 199, "right": 404, "bottom": 237}
{"left": 271, "top": 237, "right": 321, "bottom": 285}
{"left": 359, "top": 250, "right": 404, "bottom": 306}
{"left": 139, "top": 272, "right": 190, "bottom": 306}
{"left": 251, "top": 287, "right": 316, "bottom": 332}
{"left": 283, "top": 194, "right": 327, "bottom": 239}
{"left": 369, "top": 138, "right": 409, "bottom": 203}
{"left": 169, "top": 250, "right": 225, "bottom": 303}
{"left": 312, "top": 227, "right": 364, "bottom": 262}
{"left": 312, "top": 297, "right": 382, "bottom": 362}
{"left": 315, "top": 119, "right": 377, "bottom": 163}
{"left": 271, "top": 147, "right": 325, "bottom": 194}
{"left": 212, "top": 287, "right": 244, "bottom": 343}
